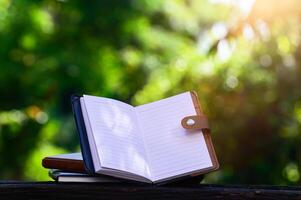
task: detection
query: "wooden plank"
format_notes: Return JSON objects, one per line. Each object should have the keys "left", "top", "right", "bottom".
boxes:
{"left": 0, "top": 182, "right": 301, "bottom": 200}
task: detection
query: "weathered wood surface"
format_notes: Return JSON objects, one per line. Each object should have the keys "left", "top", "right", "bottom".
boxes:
{"left": 0, "top": 182, "right": 301, "bottom": 200}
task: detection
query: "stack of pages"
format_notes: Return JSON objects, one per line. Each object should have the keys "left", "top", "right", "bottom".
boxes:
{"left": 42, "top": 91, "right": 219, "bottom": 184}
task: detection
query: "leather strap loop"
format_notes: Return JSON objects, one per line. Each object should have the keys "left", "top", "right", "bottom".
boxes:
{"left": 181, "top": 115, "right": 210, "bottom": 131}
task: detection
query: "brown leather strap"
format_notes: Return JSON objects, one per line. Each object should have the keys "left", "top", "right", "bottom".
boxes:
{"left": 181, "top": 115, "right": 210, "bottom": 131}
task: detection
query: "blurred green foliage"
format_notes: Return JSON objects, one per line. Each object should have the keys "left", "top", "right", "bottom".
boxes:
{"left": 0, "top": 0, "right": 301, "bottom": 185}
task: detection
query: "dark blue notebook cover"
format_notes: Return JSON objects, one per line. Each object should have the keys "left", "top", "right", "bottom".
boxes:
{"left": 71, "top": 95, "right": 95, "bottom": 174}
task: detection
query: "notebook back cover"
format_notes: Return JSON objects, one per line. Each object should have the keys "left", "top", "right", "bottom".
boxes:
{"left": 71, "top": 95, "right": 95, "bottom": 174}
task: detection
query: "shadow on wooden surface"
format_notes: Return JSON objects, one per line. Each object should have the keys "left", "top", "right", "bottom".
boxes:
{"left": 0, "top": 182, "right": 301, "bottom": 200}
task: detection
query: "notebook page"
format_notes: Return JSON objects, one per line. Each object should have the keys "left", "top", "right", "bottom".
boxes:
{"left": 135, "top": 92, "right": 212, "bottom": 181}
{"left": 82, "top": 95, "right": 151, "bottom": 179}
{"left": 48, "top": 153, "right": 82, "bottom": 160}
{"left": 81, "top": 98, "right": 101, "bottom": 171}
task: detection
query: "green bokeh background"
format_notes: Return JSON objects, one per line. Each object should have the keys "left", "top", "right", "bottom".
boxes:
{"left": 1, "top": 0, "right": 301, "bottom": 185}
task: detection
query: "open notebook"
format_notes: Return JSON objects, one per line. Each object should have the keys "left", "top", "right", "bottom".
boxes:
{"left": 71, "top": 91, "right": 219, "bottom": 184}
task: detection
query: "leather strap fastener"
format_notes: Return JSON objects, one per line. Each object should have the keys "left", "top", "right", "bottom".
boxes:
{"left": 181, "top": 115, "right": 210, "bottom": 130}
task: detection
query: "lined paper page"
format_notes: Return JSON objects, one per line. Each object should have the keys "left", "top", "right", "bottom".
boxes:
{"left": 82, "top": 95, "right": 151, "bottom": 179}
{"left": 136, "top": 92, "right": 212, "bottom": 181}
